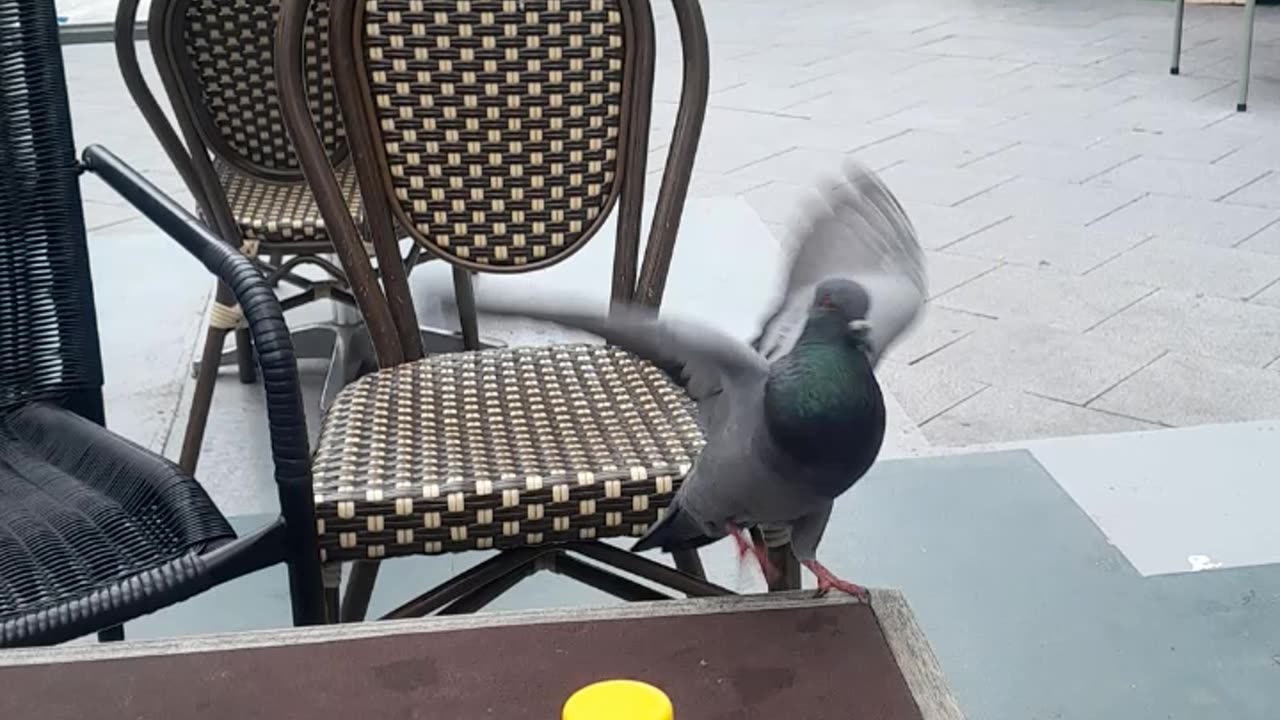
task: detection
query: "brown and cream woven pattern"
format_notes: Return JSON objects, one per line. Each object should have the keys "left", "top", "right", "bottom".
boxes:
{"left": 181, "top": 0, "right": 346, "bottom": 174}
{"left": 216, "top": 158, "right": 363, "bottom": 245}
{"left": 361, "top": 0, "right": 628, "bottom": 267}
{"left": 311, "top": 344, "right": 705, "bottom": 563}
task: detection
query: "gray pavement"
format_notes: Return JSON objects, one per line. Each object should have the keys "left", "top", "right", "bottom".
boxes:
{"left": 71, "top": 0, "right": 1280, "bottom": 454}
{"left": 113, "top": 450, "right": 1280, "bottom": 720}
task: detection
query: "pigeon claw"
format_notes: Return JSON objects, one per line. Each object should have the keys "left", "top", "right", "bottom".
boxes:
{"left": 802, "top": 560, "right": 869, "bottom": 601}
{"left": 726, "top": 524, "right": 778, "bottom": 583}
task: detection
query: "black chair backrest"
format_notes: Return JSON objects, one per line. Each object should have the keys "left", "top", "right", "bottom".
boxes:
{"left": 0, "top": 0, "right": 105, "bottom": 421}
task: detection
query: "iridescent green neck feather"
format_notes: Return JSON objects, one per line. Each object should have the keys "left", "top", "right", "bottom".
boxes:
{"left": 762, "top": 314, "right": 886, "bottom": 492}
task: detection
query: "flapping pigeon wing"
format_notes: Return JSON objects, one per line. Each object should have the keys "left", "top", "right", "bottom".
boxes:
{"left": 751, "top": 160, "right": 927, "bottom": 366}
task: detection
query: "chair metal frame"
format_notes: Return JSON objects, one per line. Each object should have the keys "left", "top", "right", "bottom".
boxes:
{"left": 274, "top": 0, "right": 742, "bottom": 621}
{"left": 83, "top": 145, "right": 329, "bottom": 636}
{"left": 1170, "top": 0, "right": 1261, "bottom": 111}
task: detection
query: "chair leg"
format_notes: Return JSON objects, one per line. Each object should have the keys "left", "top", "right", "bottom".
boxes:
{"left": 320, "top": 322, "right": 377, "bottom": 412}
{"left": 568, "top": 542, "right": 733, "bottom": 597}
{"left": 234, "top": 327, "right": 256, "bottom": 384}
{"left": 339, "top": 560, "right": 381, "bottom": 623}
{"left": 321, "top": 563, "right": 342, "bottom": 624}
{"left": 1238, "top": 0, "right": 1258, "bottom": 111}
{"left": 97, "top": 625, "right": 124, "bottom": 642}
{"left": 766, "top": 543, "right": 802, "bottom": 592}
{"left": 1170, "top": 0, "right": 1186, "bottom": 75}
{"left": 753, "top": 526, "right": 801, "bottom": 591}
{"left": 381, "top": 548, "right": 551, "bottom": 620}
{"left": 268, "top": 250, "right": 284, "bottom": 278}
{"left": 437, "top": 557, "right": 541, "bottom": 615}
{"left": 549, "top": 553, "right": 672, "bottom": 603}
{"left": 419, "top": 325, "right": 506, "bottom": 354}
{"left": 672, "top": 549, "right": 706, "bottom": 579}
{"left": 179, "top": 322, "right": 230, "bottom": 475}
{"left": 452, "top": 266, "right": 481, "bottom": 351}
{"left": 284, "top": 563, "right": 328, "bottom": 628}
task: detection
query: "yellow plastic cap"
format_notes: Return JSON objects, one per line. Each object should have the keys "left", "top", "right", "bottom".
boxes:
{"left": 562, "top": 679, "right": 674, "bottom": 720}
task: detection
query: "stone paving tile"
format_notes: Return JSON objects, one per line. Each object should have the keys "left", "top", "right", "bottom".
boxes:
{"left": 957, "top": 176, "right": 1144, "bottom": 225}
{"left": 1091, "top": 353, "right": 1280, "bottom": 427}
{"left": 889, "top": 305, "right": 996, "bottom": 365}
{"left": 1087, "top": 238, "right": 1280, "bottom": 299}
{"left": 684, "top": 171, "right": 772, "bottom": 200}
{"left": 740, "top": 181, "right": 824, "bottom": 225}
{"left": 73, "top": 3, "right": 1280, "bottom": 455}
{"left": 982, "top": 114, "right": 1123, "bottom": 150}
{"left": 1200, "top": 51, "right": 1280, "bottom": 86}
{"left": 901, "top": 200, "right": 1011, "bottom": 250}
{"left": 1203, "top": 102, "right": 1280, "bottom": 142}
{"left": 1249, "top": 280, "right": 1280, "bottom": 310}
{"left": 83, "top": 200, "right": 146, "bottom": 231}
{"left": 876, "top": 359, "right": 989, "bottom": 426}
{"left": 869, "top": 100, "right": 1022, "bottom": 136}
{"left": 1213, "top": 137, "right": 1280, "bottom": 174}
{"left": 1092, "top": 71, "right": 1233, "bottom": 104}
{"left": 691, "top": 132, "right": 798, "bottom": 175}
{"left": 1087, "top": 156, "right": 1269, "bottom": 202}
{"left": 1089, "top": 290, "right": 1280, "bottom": 367}
{"left": 993, "top": 62, "right": 1126, "bottom": 91}
{"left": 876, "top": 162, "right": 1014, "bottom": 207}
{"left": 709, "top": 82, "right": 835, "bottom": 115}
{"left": 923, "top": 251, "right": 1000, "bottom": 299}
{"left": 979, "top": 87, "right": 1135, "bottom": 123}
{"left": 1220, "top": 171, "right": 1280, "bottom": 210}
{"left": 921, "top": 387, "right": 1160, "bottom": 446}
{"left": 783, "top": 89, "right": 924, "bottom": 126}
{"left": 1088, "top": 126, "right": 1261, "bottom": 163}
{"left": 849, "top": 129, "right": 1015, "bottom": 171}
{"left": 962, "top": 142, "right": 1137, "bottom": 184}
{"left": 948, "top": 215, "right": 1149, "bottom": 274}
{"left": 792, "top": 122, "right": 908, "bottom": 154}
{"left": 997, "top": 39, "right": 1131, "bottom": 67}
{"left": 1090, "top": 97, "right": 1236, "bottom": 135}
{"left": 912, "top": 34, "right": 1021, "bottom": 60}
{"left": 934, "top": 264, "right": 1155, "bottom": 333}
{"left": 913, "top": 321, "right": 1163, "bottom": 405}
{"left": 727, "top": 146, "right": 851, "bottom": 185}
{"left": 1237, "top": 221, "right": 1280, "bottom": 256}
{"left": 880, "top": 60, "right": 1030, "bottom": 105}
{"left": 800, "top": 48, "right": 939, "bottom": 84}
{"left": 1086, "top": 194, "right": 1280, "bottom": 248}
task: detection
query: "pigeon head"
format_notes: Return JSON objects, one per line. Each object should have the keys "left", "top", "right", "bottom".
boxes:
{"left": 809, "top": 279, "right": 871, "bottom": 338}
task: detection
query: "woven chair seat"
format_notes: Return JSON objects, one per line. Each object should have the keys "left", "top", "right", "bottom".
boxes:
{"left": 215, "top": 157, "right": 363, "bottom": 247}
{"left": 0, "top": 403, "right": 236, "bottom": 645}
{"left": 312, "top": 344, "right": 707, "bottom": 564}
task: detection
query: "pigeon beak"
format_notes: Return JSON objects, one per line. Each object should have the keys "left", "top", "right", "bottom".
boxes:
{"left": 847, "top": 319, "right": 871, "bottom": 333}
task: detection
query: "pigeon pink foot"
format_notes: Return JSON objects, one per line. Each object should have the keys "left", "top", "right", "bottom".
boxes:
{"left": 726, "top": 525, "right": 778, "bottom": 584}
{"left": 802, "top": 559, "right": 869, "bottom": 600}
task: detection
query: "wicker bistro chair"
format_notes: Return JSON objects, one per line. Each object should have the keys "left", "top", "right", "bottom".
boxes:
{"left": 0, "top": 0, "right": 325, "bottom": 646}
{"left": 274, "top": 0, "right": 727, "bottom": 620}
{"left": 113, "top": 0, "right": 498, "bottom": 477}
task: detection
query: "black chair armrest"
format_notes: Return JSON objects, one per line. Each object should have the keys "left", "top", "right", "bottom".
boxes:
{"left": 79, "top": 144, "right": 316, "bottom": 530}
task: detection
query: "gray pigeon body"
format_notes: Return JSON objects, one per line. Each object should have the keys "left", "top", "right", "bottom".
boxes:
{"left": 476, "top": 161, "right": 926, "bottom": 594}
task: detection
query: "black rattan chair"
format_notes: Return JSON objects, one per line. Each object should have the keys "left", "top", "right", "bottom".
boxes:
{"left": 0, "top": 0, "right": 323, "bottom": 647}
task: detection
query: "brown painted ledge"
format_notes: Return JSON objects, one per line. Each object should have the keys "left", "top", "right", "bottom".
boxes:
{"left": 0, "top": 590, "right": 964, "bottom": 720}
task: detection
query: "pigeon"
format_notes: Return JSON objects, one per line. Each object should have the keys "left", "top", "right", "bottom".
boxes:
{"left": 474, "top": 160, "right": 926, "bottom": 597}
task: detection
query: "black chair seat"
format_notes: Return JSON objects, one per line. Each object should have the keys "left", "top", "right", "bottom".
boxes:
{"left": 0, "top": 403, "right": 236, "bottom": 646}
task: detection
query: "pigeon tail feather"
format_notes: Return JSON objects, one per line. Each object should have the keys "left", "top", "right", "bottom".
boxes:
{"left": 631, "top": 503, "right": 718, "bottom": 553}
